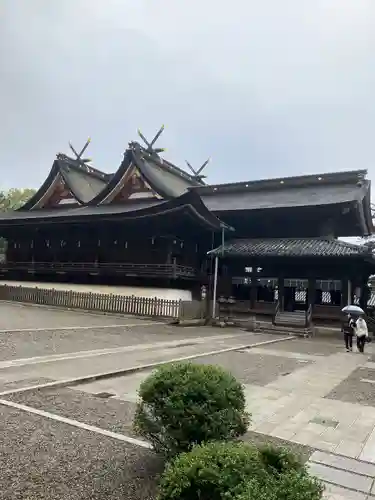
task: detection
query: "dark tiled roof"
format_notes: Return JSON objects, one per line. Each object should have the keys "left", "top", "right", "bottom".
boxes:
{"left": 201, "top": 181, "right": 369, "bottom": 212}
{"left": 209, "top": 238, "right": 371, "bottom": 258}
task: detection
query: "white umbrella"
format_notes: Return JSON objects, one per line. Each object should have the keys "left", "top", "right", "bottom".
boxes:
{"left": 342, "top": 305, "right": 365, "bottom": 315}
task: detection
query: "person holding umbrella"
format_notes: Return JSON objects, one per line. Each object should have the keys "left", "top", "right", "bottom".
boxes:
{"left": 342, "top": 305, "right": 368, "bottom": 353}
{"left": 354, "top": 315, "right": 369, "bottom": 353}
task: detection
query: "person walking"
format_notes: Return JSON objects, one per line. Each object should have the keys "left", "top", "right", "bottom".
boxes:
{"left": 342, "top": 314, "right": 355, "bottom": 352}
{"left": 354, "top": 316, "right": 368, "bottom": 353}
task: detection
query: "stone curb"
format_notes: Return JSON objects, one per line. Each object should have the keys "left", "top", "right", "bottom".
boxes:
{"left": 0, "top": 335, "right": 295, "bottom": 397}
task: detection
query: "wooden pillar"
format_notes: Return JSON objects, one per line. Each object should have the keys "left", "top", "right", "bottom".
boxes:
{"left": 348, "top": 280, "right": 353, "bottom": 305}
{"left": 307, "top": 278, "right": 315, "bottom": 309}
{"left": 359, "top": 278, "right": 370, "bottom": 313}
{"left": 277, "top": 277, "right": 284, "bottom": 311}
{"left": 250, "top": 279, "right": 257, "bottom": 310}
{"left": 341, "top": 278, "right": 348, "bottom": 307}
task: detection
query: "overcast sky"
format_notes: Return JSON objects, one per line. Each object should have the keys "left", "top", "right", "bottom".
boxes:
{"left": 1, "top": 0, "right": 374, "bottom": 190}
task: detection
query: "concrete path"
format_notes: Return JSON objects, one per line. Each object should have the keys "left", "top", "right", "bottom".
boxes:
{"left": 244, "top": 347, "right": 375, "bottom": 464}
{"left": 308, "top": 451, "right": 375, "bottom": 499}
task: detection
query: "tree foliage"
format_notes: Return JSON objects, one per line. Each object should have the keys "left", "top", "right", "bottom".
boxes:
{"left": 0, "top": 188, "right": 36, "bottom": 212}
{"left": 0, "top": 188, "right": 36, "bottom": 255}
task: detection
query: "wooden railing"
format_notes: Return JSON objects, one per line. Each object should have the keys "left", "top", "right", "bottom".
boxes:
{"left": 0, "top": 284, "right": 182, "bottom": 318}
{"left": 0, "top": 261, "right": 197, "bottom": 279}
{"left": 312, "top": 304, "right": 341, "bottom": 321}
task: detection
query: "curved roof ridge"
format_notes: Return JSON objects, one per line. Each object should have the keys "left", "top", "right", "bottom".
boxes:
{"left": 56, "top": 153, "right": 111, "bottom": 182}
{"left": 136, "top": 144, "right": 203, "bottom": 186}
{"left": 193, "top": 169, "right": 368, "bottom": 194}
{"left": 17, "top": 160, "right": 62, "bottom": 211}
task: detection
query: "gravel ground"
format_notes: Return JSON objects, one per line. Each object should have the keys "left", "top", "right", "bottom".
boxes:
{"left": 325, "top": 366, "right": 375, "bottom": 407}
{"left": 4, "top": 388, "right": 316, "bottom": 465}
{"left": 0, "top": 324, "right": 226, "bottom": 361}
{"left": 0, "top": 325, "right": 184, "bottom": 361}
{"left": 0, "top": 377, "right": 53, "bottom": 392}
{"left": 0, "top": 321, "right": 272, "bottom": 362}
{"left": 0, "top": 302, "right": 142, "bottom": 330}
{"left": 259, "top": 338, "right": 344, "bottom": 356}
{"left": 193, "top": 351, "right": 309, "bottom": 385}
{"left": 6, "top": 387, "right": 138, "bottom": 437}
{"left": 0, "top": 404, "right": 163, "bottom": 500}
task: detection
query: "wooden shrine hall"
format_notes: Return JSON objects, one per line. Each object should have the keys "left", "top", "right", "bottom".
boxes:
{"left": 0, "top": 127, "right": 374, "bottom": 325}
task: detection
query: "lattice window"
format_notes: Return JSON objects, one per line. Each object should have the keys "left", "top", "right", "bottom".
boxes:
{"left": 295, "top": 290, "right": 306, "bottom": 302}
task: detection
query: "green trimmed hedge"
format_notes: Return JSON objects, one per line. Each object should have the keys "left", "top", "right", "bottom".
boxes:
{"left": 134, "top": 362, "right": 250, "bottom": 457}
{"left": 157, "top": 442, "right": 324, "bottom": 500}
{"left": 157, "top": 441, "right": 267, "bottom": 500}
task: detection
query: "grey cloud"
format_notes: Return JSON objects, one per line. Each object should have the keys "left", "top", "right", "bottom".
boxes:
{"left": 1, "top": 0, "right": 374, "bottom": 190}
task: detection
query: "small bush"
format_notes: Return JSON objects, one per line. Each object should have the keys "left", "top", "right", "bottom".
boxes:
{"left": 134, "top": 362, "right": 250, "bottom": 456}
{"left": 234, "top": 471, "right": 323, "bottom": 500}
{"left": 275, "top": 470, "right": 324, "bottom": 500}
{"left": 157, "top": 441, "right": 268, "bottom": 500}
{"left": 232, "top": 479, "right": 277, "bottom": 500}
{"left": 258, "top": 444, "right": 304, "bottom": 476}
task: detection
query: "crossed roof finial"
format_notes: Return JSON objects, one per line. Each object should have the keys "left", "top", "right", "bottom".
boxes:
{"left": 68, "top": 138, "right": 92, "bottom": 164}
{"left": 137, "top": 125, "right": 165, "bottom": 155}
{"left": 185, "top": 158, "right": 211, "bottom": 181}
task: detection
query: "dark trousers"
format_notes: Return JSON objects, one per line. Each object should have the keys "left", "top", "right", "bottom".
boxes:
{"left": 357, "top": 336, "right": 366, "bottom": 353}
{"left": 344, "top": 332, "right": 353, "bottom": 350}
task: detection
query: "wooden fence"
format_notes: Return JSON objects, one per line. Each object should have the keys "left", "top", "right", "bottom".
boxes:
{"left": 0, "top": 285, "right": 182, "bottom": 319}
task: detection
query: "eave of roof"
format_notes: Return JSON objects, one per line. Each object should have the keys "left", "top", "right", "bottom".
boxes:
{"left": 0, "top": 191, "right": 231, "bottom": 232}
{"left": 200, "top": 180, "right": 370, "bottom": 215}
{"left": 18, "top": 161, "right": 61, "bottom": 211}
{"left": 208, "top": 238, "right": 373, "bottom": 259}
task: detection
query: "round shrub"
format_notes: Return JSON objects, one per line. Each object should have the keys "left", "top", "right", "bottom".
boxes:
{"left": 234, "top": 471, "right": 323, "bottom": 500}
{"left": 275, "top": 470, "right": 324, "bottom": 500}
{"left": 258, "top": 444, "right": 304, "bottom": 476}
{"left": 232, "top": 479, "right": 277, "bottom": 500}
{"left": 133, "top": 362, "right": 250, "bottom": 456}
{"left": 157, "top": 441, "right": 268, "bottom": 500}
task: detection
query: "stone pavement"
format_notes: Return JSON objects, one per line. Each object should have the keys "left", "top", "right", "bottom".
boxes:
{"left": 308, "top": 451, "right": 375, "bottom": 499}
{"left": 243, "top": 345, "right": 375, "bottom": 464}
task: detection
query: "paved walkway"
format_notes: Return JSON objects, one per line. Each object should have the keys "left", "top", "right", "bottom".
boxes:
{"left": 245, "top": 347, "right": 375, "bottom": 463}
{"left": 308, "top": 451, "right": 375, "bottom": 499}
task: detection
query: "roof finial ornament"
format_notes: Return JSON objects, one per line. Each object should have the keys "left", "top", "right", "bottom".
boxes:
{"left": 137, "top": 125, "right": 166, "bottom": 155}
{"left": 68, "top": 138, "right": 92, "bottom": 164}
{"left": 185, "top": 158, "right": 211, "bottom": 182}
